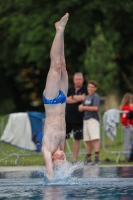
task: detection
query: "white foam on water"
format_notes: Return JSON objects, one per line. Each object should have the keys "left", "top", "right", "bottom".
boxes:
{"left": 42, "top": 161, "right": 85, "bottom": 186}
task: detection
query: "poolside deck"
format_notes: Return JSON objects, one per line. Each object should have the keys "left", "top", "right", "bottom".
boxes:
{"left": 0, "top": 164, "right": 133, "bottom": 172}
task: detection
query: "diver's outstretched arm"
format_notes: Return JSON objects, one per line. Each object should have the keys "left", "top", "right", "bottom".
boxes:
{"left": 42, "top": 145, "right": 53, "bottom": 180}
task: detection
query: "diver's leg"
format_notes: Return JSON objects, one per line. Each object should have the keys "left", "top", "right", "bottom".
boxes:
{"left": 59, "top": 34, "right": 68, "bottom": 96}
{"left": 59, "top": 26, "right": 68, "bottom": 152}
{"left": 44, "top": 13, "right": 69, "bottom": 99}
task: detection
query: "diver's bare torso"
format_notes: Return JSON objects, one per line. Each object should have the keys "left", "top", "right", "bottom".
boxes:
{"left": 43, "top": 103, "right": 66, "bottom": 154}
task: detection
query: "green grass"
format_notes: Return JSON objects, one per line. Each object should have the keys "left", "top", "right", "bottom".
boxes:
{"left": 0, "top": 142, "right": 44, "bottom": 166}
{"left": 0, "top": 115, "right": 133, "bottom": 166}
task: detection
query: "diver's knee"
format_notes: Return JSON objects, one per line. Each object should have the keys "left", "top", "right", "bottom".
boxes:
{"left": 51, "top": 59, "right": 61, "bottom": 69}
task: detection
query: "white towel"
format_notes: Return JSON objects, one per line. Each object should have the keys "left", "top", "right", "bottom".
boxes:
{"left": 0, "top": 113, "right": 36, "bottom": 150}
{"left": 103, "top": 109, "right": 120, "bottom": 141}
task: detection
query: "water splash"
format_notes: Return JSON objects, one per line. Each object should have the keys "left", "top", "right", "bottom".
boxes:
{"left": 42, "top": 161, "right": 85, "bottom": 186}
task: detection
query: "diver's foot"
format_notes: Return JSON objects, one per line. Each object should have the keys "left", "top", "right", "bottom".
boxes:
{"left": 55, "top": 13, "right": 69, "bottom": 32}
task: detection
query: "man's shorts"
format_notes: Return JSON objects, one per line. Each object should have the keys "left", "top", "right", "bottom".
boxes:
{"left": 83, "top": 118, "right": 100, "bottom": 141}
{"left": 66, "top": 123, "right": 83, "bottom": 140}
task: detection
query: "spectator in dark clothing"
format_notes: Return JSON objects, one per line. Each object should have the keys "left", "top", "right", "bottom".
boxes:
{"left": 65, "top": 72, "right": 88, "bottom": 164}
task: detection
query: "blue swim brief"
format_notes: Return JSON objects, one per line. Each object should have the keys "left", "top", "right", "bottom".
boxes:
{"left": 42, "top": 90, "right": 66, "bottom": 104}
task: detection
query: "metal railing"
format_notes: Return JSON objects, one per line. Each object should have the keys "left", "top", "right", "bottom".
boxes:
{"left": 101, "top": 111, "right": 130, "bottom": 163}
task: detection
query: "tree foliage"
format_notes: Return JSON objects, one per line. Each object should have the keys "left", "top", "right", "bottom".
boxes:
{"left": 84, "top": 25, "right": 118, "bottom": 95}
{"left": 0, "top": 0, "right": 133, "bottom": 113}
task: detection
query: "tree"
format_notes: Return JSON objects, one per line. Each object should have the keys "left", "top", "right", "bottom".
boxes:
{"left": 84, "top": 25, "right": 118, "bottom": 95}
{"left": 0, "top": 0, "right": 133, "bottom": 113}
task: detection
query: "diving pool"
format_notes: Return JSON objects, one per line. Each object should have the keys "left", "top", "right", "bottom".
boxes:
{"left": 0, "top": 164, "right": 133, "bottom": 200}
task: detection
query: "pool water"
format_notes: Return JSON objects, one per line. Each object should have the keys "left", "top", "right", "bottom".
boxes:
{"left": 0, "top": 164, "right": 133, "bottom": 200}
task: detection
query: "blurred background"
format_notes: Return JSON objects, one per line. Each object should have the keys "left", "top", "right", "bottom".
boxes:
{"left": 0, "top": 0, "right": 133, "bottom": 115}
